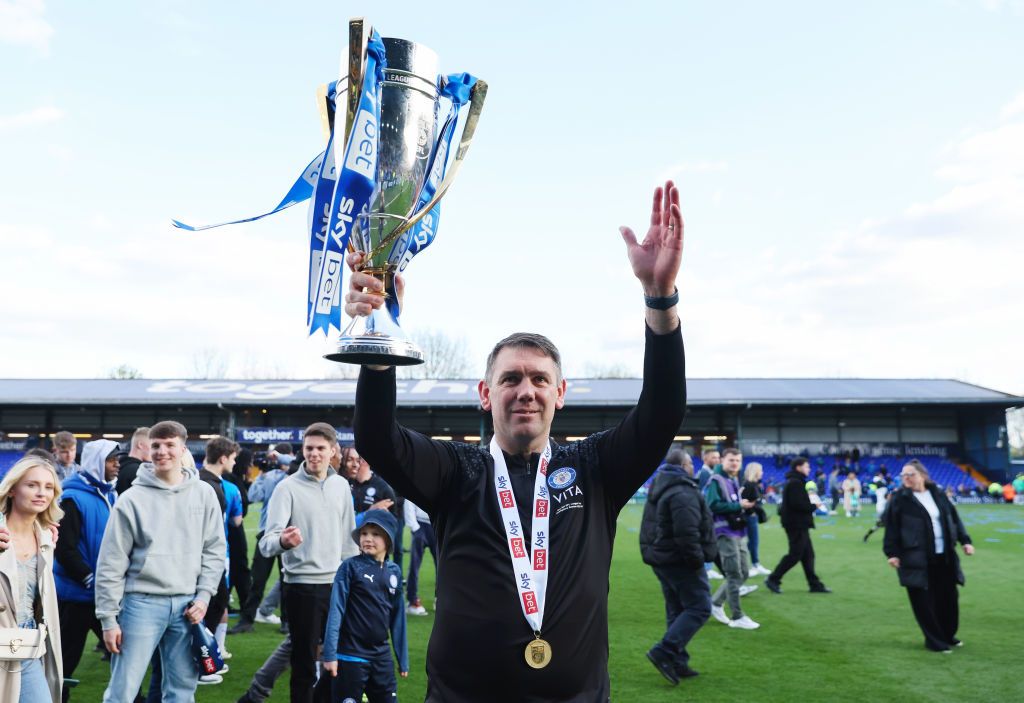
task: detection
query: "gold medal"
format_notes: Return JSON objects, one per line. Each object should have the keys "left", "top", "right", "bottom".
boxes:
{"left": 525, "top": 637, "right": 552, "bottom": 669}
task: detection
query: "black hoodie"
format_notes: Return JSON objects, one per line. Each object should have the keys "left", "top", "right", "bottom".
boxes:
{"left": 640, "top": 464, "right": 716, "bottom": 569}
{"left": 778, "top": 469, "right": 817, "bottom": 530}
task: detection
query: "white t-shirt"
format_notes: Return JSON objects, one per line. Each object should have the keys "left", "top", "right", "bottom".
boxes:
{"left": 913, "top": 489, "right": 944, "bottom": 554}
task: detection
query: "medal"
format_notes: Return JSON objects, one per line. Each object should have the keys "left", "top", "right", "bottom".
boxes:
{"left": 491, "top": 439, "right": 554, "bottom": 668}
{"left": 525, "top": 636, "right": 552, "bottom": 669}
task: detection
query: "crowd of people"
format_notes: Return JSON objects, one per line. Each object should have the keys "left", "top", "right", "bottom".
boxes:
{"left": 0, "top": 179, "right": 993, "bottom": 702}
{"left": 639, "top": 448, "right": 978, "bottom": 683}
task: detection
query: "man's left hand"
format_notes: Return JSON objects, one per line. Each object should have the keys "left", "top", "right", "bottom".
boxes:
{"left": 184, "top": 600, "right": 208, "bottom": 624}
{"left": 963, "top": 544, "right": 975, "bottom": 556}
{"left": 620, "top": 180, "right": 683, "bottom": 298}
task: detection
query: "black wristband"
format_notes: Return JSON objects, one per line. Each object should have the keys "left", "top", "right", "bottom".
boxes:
{"left": 644, "top": 287, "right": 679, "bottom": 310}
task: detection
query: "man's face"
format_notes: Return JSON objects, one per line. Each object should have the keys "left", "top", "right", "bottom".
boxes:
{"left": 151, "top": 436, "right": 185, "bottom": 472}
{"left": 478, "top": 347, "right": 566, "bottom": 451}
{"left": 343, "top": 448, "right": 361, "bottom": 480}
{"left": 681, "top": 457, "right": 695, "bottom": 477}
{"left": 703, "top": 451, "right": 720, "bottom": 468}
{"left": 55, "top": 444, "right": 76, "bottom": 466}
{"left": 223, "top": 452, "right": 237, "bottom": 473}
{"left": 135, "top": 438, "right": 152, "bottom": 462}
{"left": 104, "top": 454, "right": 121, "bottom": 481}
{"left": 795, "top": 461, "right": 811, "bottom": 477}
{"left": 303, "top": 435, "right": 335, "bottom": 474}
{"left": 721, "top": 452, "right": 742, "bottom": 476}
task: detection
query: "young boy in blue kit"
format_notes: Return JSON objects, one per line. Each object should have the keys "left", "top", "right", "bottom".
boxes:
{"left": 323, "top": 509, "right": 409, "bottom": 702}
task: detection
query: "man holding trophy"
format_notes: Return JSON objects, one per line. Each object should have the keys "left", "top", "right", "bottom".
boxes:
{"left": 174, "top": 17, "right": 686, "bottom": 697}
{"left": 345, "top": 180, "right": 686, "bottom": 701}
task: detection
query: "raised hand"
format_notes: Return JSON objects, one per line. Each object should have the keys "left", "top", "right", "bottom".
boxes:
{"left": 619, "top": 180, "right": 683, "bottom": 297}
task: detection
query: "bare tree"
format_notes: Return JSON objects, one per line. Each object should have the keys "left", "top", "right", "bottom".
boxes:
{"left": 398, "top": 328, "right": 474, "bottom": 379}
{"left": 188, "top": 347, "right": 230, "bottom": 379}
{"left": 107, "top": 363, "right": 143, "bottom": 379}
{"left": 581, "top": 361, "right": 637, "bottom": 378}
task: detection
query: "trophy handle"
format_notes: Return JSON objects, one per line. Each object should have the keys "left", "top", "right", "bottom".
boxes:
{"left": 364, "top": 79, "right": 488, "bottom": 262}
{"left": 345, "top": 17, "right": 369, "bottom": 142}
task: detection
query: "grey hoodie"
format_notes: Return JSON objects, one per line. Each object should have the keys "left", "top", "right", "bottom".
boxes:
{"left": 94, "top": 463, "right": 225, "bottom": 630}
{"left": 259, "top": 464, "right": 358, "bottom": 584}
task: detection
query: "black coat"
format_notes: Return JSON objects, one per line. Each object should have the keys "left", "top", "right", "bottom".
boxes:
{"left": 640, "top": 465, "right": 717, "bottom": 569}
{"left": 778, "top": 469, "right": 817, "bottom": 530}
{"left": 883, "top": 485, "right": 971, "bottom": 589}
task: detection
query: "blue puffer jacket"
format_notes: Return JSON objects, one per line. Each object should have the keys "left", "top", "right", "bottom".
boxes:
{"left": 54, "top": 450, "right": 117, "bottom": 603}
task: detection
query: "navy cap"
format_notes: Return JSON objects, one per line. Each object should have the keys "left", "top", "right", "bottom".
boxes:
{"left": 354, "top": 509, "right": 398, "bottom": 552}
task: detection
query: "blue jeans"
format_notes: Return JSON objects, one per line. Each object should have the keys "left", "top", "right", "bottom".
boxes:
{"left": 746, "top": 513, "right": 761, "bottom": 564}
{"left": 103, "top": 593, "right": 198, "bottom": 703}
{"left": 650, "top": 564, "right": 711, "bottom": 668}
{"left": 18, "top": 657, "right": 50, "bottom": 703}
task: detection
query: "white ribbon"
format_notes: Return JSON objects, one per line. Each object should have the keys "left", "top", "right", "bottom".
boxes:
{"left": 490, "top": 438, "right": 551, "bottom": 635}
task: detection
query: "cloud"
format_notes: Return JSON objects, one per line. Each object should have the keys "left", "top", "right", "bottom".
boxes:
{"left": 0, "top": 105, "right": 63, "bottom": 131}
{"left": 593, "top": 94, "right": 1024, "bottom": 394}
{"left": 0, "top": 0, "right": 53, "bottom": 54}
{"left": 999, "top": 92, "right": 1024, "bottom": 121}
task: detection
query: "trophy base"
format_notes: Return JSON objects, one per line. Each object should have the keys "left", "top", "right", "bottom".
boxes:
{"left": 325, "top": 335, "right": 424, "bottom": 366}
{"left": 324, "top": 308, "right": 424, "bottom": 366}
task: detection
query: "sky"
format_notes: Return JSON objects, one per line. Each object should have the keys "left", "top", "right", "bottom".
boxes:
{"left": 1, "top": 0, "right": 1022, "bottom": 395}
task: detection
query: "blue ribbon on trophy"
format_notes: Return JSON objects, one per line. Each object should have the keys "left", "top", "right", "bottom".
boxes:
{"left": 172, "top": 17, "right": 487, "bottom": 364}
{"left": 389, "top": 73, "right": 478, "bottom": 274}
{"left": 307, "top": 33, "right": 386, "bottom": 335}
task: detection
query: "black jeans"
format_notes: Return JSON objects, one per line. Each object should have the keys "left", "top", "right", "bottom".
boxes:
{"left": 769, "top": 527, "right": 824, "bottom": 588}
{"left": 650, "top": 564, "right": 711, "bottom": 668}
{"left": 906, "top": 557, "right": 960, "bottom": 651}
{"left": 57, "top": 599, "right": 101, "bottom": 680}
{"left": 241, "top": 530, "right": 275, "bottom": 624}
{"left": 284, "top": 582, "right": 333, "bottom": 703}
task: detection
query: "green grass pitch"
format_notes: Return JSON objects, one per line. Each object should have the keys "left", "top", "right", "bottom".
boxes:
{"left": 70, "top": 503, "right": 1024, "bottom": 702}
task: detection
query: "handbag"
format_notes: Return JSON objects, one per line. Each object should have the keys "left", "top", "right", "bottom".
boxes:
{"left": 0, "top": 623, "right": 48, "bottom": 669}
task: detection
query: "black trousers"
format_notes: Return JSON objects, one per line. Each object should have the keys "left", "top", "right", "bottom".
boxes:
{"left": 906, "top": 558, "right": 960, "bottom": 651}
{"left": 241, "top": 530, "right": 275, "bottom": 624}
{"left": 228, "top": 522, "right": 252, "bottom": 610}
{"left": 284, "top": 582, "right": 333, "bottom": 703}
{"left": 58, "top": 599, "right": 101, "bottom": 679}
{"left": 769, "top": 527, "right": 824, "bottom": 588}
{"left": 332, "top": 656, "right": 397, "bottom": 702}
{"left": 204, "top": 573, "right": 230, "bottom": 632}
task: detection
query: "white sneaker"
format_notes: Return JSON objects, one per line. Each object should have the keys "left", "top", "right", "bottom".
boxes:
{"left": 739, "top": 585, "right": 758, "bottom": 597}
{"left": 406, "top": 603, "right": 428, "bottom": 616}
{"left": 216, "top": 663, "right": 229, "bottom": 674}
{"left": 255, "top": 612, "right": 282, "bottom": 625}
{"left": 197, "top": 674, "right": 223, "bottom": 685}
{"left": 728, "top": 615, "right": 760, "bottom": 630}
{"left": 707, "top": 569, "right": 724, "bottom": 580}
{"left": 221, "top": 648, "right": 232, "bottom": 660}
{"left": 710, "top": 605, "right": 730, "bottom": 625}
{"left": 752, "top": 564, "right": 772, "bottom": 576}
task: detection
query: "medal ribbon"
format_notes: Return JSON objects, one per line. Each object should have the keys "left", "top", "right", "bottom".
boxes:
{"left": 490, "top": 438, "right": 552, "bottom": 636}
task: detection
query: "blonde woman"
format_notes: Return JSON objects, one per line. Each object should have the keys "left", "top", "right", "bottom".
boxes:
{"left": 741, "top": 463, "right": 771, "bottom": 576}
{"left": 0, "top": 456, "right": 64, "bottom": 702}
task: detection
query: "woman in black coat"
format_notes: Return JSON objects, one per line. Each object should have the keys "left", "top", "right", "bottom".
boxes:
{"left": 883, "top": 459, "right": 974, "bottom": 653}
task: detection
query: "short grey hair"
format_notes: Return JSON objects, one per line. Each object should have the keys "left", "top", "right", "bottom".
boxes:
{"left": 484, "top": 332, "right": 563, "bottom": 383}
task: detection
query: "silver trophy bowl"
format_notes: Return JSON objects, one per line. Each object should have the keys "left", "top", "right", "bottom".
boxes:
{"left": 325, "top": 37, "right": 440, "bottom": 366}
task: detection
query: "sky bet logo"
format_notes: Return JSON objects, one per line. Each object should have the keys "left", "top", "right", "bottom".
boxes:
{"left": 536, "top": 499, "right": 548, "bottom": 518}
{"left": 344, "top": 96, "right": 378, "bottom": 180}
{"left": 510, "top": 537, "right": 526, "bottom": 559}
{"left": 533, "top": 549, "right": 547, "bottom": 571}
{"left": 522, "top": 590, "right": 538, "bottom": 615}
{"left": 499, "top": 489, "right": 515, "bottom": 509}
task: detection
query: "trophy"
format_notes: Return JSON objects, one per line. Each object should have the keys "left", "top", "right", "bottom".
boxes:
{"left": 323, "top": 18, "right": 486, "bottom": 366}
